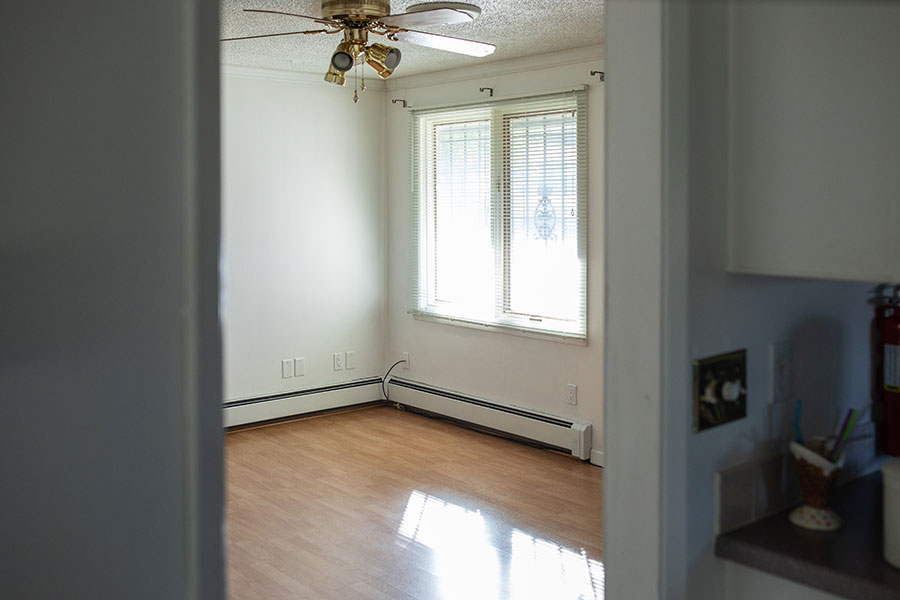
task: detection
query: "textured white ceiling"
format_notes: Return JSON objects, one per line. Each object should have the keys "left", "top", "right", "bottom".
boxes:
{"left": 221, "top": 0, "right": 604, "bottom": 78}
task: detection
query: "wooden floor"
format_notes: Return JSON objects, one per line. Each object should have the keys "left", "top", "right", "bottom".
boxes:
{"left": 226, "top": 405, "right": 604, "bottom": 599}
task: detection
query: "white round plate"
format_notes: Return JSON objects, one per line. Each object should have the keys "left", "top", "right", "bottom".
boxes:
{"left": 789, "top": 505, "right": 842, "bottom": 531}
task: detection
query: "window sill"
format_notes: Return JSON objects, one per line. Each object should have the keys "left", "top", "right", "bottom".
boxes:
{"left": 409, "top": 310, "right": 587, "bottom": 346}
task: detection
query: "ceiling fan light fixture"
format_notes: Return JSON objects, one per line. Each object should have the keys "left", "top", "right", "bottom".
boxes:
{"left": 225, "top": 2, "right": 495, "bottom": 94}
{"left": 331, "top": 33, "right": 367, "bottom": 72}
{"left": 365, "top": 43, "right": 402, "bottom": 78}
{"left": 331, "top": 50, "right": 355, "bottom": 72}
{"left": 331, "top": 44, "right": 357, "bottom": 72}
{"left": 324, "top": 63, "right": 347, "bottom": 86}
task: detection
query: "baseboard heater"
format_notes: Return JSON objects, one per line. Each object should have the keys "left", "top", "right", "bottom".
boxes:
{"left": 223, "top": 377, "right": 382, "bottom": 428}
{"left": 388, "top": 378, "right": 592, "bottom": 460}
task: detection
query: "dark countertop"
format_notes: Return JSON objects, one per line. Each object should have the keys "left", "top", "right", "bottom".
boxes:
{"left": 716, "top": 472, "right": 900, "bottom": 599}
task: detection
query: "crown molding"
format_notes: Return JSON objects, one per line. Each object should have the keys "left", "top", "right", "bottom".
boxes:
{"left": 221, "top": 64, "right": 387, "bottom": 91}
{"left": 385, "top": 45, "right": 604, "bottom": 92}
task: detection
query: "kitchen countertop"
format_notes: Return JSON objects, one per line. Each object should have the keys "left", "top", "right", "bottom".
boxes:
{"left": 716, "top": 472, "right": 900, "bottom": 600}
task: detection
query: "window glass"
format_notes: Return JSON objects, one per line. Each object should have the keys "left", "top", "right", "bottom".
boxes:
{"left": 504, "top": 109, "right": 580, "bottom": 323}
{"left": 411, "top": 91, "right": 587, "bottom": 341}
{"left": 431, "top": 120, "right": 492, "bottom": 312}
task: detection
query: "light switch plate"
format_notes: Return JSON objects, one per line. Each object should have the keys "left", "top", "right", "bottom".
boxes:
{"left": 281, "top": 359, "right": 294, "bottom": 379}
{"left": 294, "top": 358, "right": 305, "bottom": 377}
{"left": 693, "top": 350, "right": 747, "bottom": 432}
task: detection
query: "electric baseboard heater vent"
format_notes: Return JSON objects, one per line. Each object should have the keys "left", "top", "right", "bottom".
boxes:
{"left": 223, "top": 378, "right": 382, "bottom": 428}
{"left": 388, "top": 378, "right": 592, "bottom": 460}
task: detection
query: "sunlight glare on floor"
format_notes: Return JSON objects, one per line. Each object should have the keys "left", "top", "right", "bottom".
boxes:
{"left": 509, "top": 529, "right": 604, "bottom": 600}
{"left": 397, "top": 490, "right": 604, "bottom": 600}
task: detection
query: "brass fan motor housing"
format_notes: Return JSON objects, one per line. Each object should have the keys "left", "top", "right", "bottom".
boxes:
{"left": 321, "top": 0, "right": 391, "bottom": 20}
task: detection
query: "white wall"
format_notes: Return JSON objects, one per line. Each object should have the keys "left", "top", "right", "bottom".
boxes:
{"left": 603, "top": 1, "right": 668, "bottom": 596}
{"left": 221, "top": 69, "right": 386, "bottom": 401}
{"left": 0, "top": 0, "right": 223, "bottom": 597}
{"left": 383, "top": 47, "right": 606, "bottom": 462}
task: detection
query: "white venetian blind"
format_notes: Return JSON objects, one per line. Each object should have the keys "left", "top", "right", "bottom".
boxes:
{"left": 410, "top": 89, "right": 587, "bottom": 341}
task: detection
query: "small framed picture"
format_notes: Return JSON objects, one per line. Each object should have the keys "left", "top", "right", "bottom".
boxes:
{"left": 693, "top": 350, "right": 747, "bottom": 433}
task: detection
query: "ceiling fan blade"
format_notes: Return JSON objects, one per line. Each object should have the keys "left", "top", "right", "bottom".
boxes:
{"left": 221, "top": 29, "right": 330, "bottom": 42}
{"left": 388, "top": 29, "right": 495, "bottom": 57}
{"left": 379, "top": 7, "right": 476, "bottom": 28}
{"left": 242, "top": 9, "right": 341, "bottom": 28}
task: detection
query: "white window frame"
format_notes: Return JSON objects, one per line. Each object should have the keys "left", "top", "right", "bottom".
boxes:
{"left": 410, "top": 89, "right": 588, "bottom": 343}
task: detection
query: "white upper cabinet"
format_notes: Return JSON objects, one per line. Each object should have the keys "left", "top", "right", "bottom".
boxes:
{"left": 726, "top": 2, "right": 900, "bottom": 283}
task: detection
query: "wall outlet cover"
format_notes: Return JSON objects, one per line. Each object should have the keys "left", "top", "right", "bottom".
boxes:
{"left": 566, "top": 383, "right": 578, "bottom": 406}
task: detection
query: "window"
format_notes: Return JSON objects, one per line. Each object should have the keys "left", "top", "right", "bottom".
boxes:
{"left": 411, "top": 90, "right": 587, "bottom": 341}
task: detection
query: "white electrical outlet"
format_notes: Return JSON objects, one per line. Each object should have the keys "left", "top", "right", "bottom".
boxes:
{"left": 769, "top": 341, "right": 792, "bottom": 405}
{"left": 346, "top": 351, "right": 356, "bottom": 370}
{"left": 402, "top": 352, "right": 410, "bottom": 370}
{"left": 567, "top": 383, "right": 578, "bottom": 406}
{"left": 333, "top": 352, "right": 345, "bottom": 371}
{"left": 294, "top": 358, "right": 305, "bottom": 377}
{"left": 281, "top": 359, "right": 294, "bottom": 379}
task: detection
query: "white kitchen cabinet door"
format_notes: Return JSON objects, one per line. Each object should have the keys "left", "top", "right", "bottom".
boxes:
{"left": 725, "top": 1, "right": 900, "bottom": 283}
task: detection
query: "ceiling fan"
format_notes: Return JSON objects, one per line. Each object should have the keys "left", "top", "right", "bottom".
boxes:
{"left": 222, "top": 1, "right": 495, "bottom": 87}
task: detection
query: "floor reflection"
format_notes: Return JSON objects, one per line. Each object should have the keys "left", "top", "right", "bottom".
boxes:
{"left": 398, "top": 490, "right": 604, "bottom": 600}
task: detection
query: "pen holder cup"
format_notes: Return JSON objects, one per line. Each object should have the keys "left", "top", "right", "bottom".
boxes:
{"left": 789, "top": 441, "right": 843, "bottom": 531}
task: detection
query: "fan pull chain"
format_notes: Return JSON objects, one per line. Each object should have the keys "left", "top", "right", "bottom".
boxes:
{"left": 352, "top": 59, "right": 360, "bottom": 104}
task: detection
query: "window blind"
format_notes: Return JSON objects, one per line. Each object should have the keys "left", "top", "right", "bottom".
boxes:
{"left": 410, "top": 89, "right": 588, "bottom": 341}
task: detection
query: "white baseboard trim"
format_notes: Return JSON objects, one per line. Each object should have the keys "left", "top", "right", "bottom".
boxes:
{"left": 223, "top": 378, "right": 382, "bottom": 428}
{"left": 591, "top": 449, "right": 604, "bottom": 467}
{"left": 388, "top": 378, "right": 592, "bottom": 460}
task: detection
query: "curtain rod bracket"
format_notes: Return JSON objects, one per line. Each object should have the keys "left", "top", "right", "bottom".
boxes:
{"left": 590, "top": 70, "right": 605, "bottom": 82}
{"left": 391, "top": 99, "right": 408, "bottom": 108}
{"left": 479, "top": 87, "right": 493, "bottom": 97}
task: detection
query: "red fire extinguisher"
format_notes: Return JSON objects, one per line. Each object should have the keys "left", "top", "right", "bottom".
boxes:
{"left": 872, "top": 286, "right": 889, "bottom": 452}
{"left": 883, "top": 288, "right": 900, "bottom": 456}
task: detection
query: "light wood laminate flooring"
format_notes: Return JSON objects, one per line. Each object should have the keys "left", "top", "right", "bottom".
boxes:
{"left": 226, "top": 405, "right": 604, "bottom": 599}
